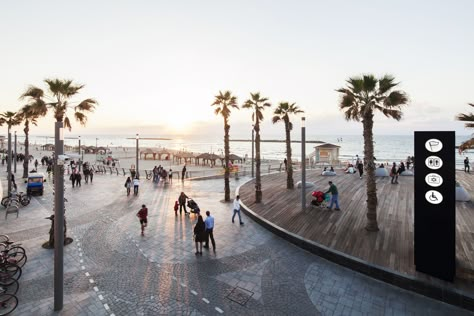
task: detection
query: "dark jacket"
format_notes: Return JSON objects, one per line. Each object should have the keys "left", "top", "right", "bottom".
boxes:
{"left": 193, "top": 221, "right": 206, "bottom": 242}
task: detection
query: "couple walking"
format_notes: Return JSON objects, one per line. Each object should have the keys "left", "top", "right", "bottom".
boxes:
{"left": 193, "top": 211, "right": 216, "bottom": 255}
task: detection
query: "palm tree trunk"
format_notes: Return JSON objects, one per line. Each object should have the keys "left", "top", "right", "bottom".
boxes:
{"left": 224, "top": 118, "right": 231, "bottom": 202}
{"left": 285, "top": 119, "right": 294, "bottom": 189}
{"left": 22, "top": 121, "right": 30, "bottom": 179}
{"left": 363, "top": 112, "right": 379, "bottom": 232}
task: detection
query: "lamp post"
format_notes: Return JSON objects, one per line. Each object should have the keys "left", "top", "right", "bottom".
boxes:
{"left": 7, "top": 131, "right": 11, "bottom": 194}
{"left": 301, "top": 117, "right": 306, "bottom": 211}
{"left": 251, "top": 125, "right": 255, "bottom": 178}
{"left": 14, "top": 131, "right": 17, "bottom": 174}
{"left": 136, "top": 134, "right": 139, "bottom": 178}
{"left": 53, "top": 122, "right": 65, "bottom": 311}
{"left": 78, "top": 136, "right": 81, "bottom": 172}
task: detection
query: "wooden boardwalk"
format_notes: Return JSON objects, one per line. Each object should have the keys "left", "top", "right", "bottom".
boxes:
{"left": 239, "top": 169, "right": 474, "bottom": 293}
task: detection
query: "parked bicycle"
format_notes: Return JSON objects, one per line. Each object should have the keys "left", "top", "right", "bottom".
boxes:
{"left": 1, "top": 192, "right": 30, "bottom": 208}
{"left": 0, "top": 291, "right": 18, "bottom": 315}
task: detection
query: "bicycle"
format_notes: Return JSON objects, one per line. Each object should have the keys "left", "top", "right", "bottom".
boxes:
{"left": 0, "top": 291, "right": 18, "bottom": 315}
{"left": 0, "top": 244, "right": 27, "bottom": 269}
{"left": 0, "top": 263, "right": 21, "bottom": 283}
{"left": 1, "top": 192, "right": 30, "bottom": 208}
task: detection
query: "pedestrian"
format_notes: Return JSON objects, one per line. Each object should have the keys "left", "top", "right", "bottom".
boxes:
{"left": 136, "top": 204, "right": 148, "bottom": 236}
{"left": 232, "top": 195, "right": 244, "bottom": 225}
{"left": 357, "top": 160, "right": 364, "bottom": 179}
{"left": 182, "top": 165, "right": 187, "bottom": 180}
{"left": 193, "top": 215, "right": 206, "bottom": 255}
{"left": 173, "top": 200, "right": 179, "bottom": 216}
{"left": 76, "top": 173, "right": 82, "bottom": 187}
{"left": 10, "top": 174, "right": 17, "bottom": 191}
{"left": 89, "top": 168, "right": 94, "bottom": 183}
{"left": 283, "top": 158, "right": 287, "bottom": 171}
{"left": 124, "top": 177, "right": 132, "bottom": 196}
{"left": 390, "top": 162, "right": 399, "bottom": 184}
{"left": 133, "top": 176, "right": 140, "bottom": 195}
{"left": 34, "top": 159, "right": 38, "bottom": 170}
{"left": 325, "top": 181, "right": 340, "bottom": 211}
{"left": 464, "top": 157, "right": 470, "bottom": 173}
{"left": 203, "top": 211, "right": 216, "bottom": 251}
{"left": 169, "top": 168, "right": 173, "bottom": 183}
{"left": 70, "top": 172, "right": 76, "bottom": 188}
{"left": 178, "top": 192, "right": 189, "bottom": 215}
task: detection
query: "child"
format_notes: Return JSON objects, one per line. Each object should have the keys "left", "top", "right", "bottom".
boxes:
{"left": 137, "top": 204, "right": 148, "bottom": 236}
{"left": 173, "top": 201, "right": 179, "bottom": 216}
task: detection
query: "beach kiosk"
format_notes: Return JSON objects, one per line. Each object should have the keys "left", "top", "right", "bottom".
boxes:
{"left": 312, "top": 143, "right": 340, "bottom": 165}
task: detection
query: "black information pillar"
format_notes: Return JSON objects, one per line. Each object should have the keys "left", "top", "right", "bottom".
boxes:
{"left": 414, "top": 131, "right": 455, "bottom": 282}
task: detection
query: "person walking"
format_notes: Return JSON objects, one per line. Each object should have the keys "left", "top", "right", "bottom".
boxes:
{"left": 232, "top": 195, "right": 244, "bottom": 225}
{"left": 390, "top": 162, "right": 399, "bottom": 184}
{"left": 34, "top": 159, "right": 38, "bottom": 170}
{"left": 182, "top": 165, "right": 187, "bottom": 180}
{"left": 136, "top": 204, "right": 148, "bottom": 236}
{"left": 173, "top": 200, "right": 179, "bottom": 216}
{"left": 124, "top": 177, "right": 132, "bottom": 196}
{"left": 133, "top": 176, "right": 140, "bottom": 195}
{"left": 203, "top": 211, "right": 216, "bottom": 251}
{"left": 169, "top": 168, "right": 173, "bottom": 183}
{"left": 357, "top": 160, "right": 364, "bottom": 179}
{"left": 76, "top": 172, "right": 82, "bottom": 187}
{"left": 193, "top": 215, "right": 206, "bottom": 255}
{"left": 70, "top": 172, "right": 76, "bottom": 188}
{"left": 464, "top": 157, "right": 470, "bottom": 173}
{"left": 325, "top": 181, "right": 340, "bottom": 211}
{"left": 178, "top": 192, "right": 189, "bottom": 215}
{"left": 89, "top": 168, "right": 94, "bottom": 183}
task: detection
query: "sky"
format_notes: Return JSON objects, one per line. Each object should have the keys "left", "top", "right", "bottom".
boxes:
{"left": 1, "top": 0, "right": 473, "bottom": 139}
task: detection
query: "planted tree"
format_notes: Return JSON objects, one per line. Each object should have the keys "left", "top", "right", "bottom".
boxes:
{"left": 456, "top": 103, "right": 474, "bottom": 152}
{"left": 242, "top": 92, "right": 271, "bottom": 203}
{"left": 272, "top": 102, "right": 304, "bottom": 189}
{"left": 212, "top": 91, "right": 239, "bottom": 202}
{"left": 336, "top": 74, "right": 408, "bottom": 231}
{"left": 0, "top": 111, "right": 22, "bottom": 193}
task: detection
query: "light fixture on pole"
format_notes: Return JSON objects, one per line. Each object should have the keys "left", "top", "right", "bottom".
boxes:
{"left": 14, "top": 131, "right": 17, "bottom": 174}
{"left": 78, "top": 136, "right": 81, "bottom": 172}
{"left": 136, "top": 134, "right": 139, "bottom": 178}
{"left": 7, "top": 131, "right": 11, "bottom": 194}
{"left": 301, "top": 117, "right": 306, "bottom": 211}
{"left": 54, "top": 122, "right": 65, "bottom": 311}
{"left": 251, "top": 124, "right": 255, "bottom": 178}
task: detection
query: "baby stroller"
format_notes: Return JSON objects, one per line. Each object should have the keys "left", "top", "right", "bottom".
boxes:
{"left": 187, "top": 199, "right": 201, "bottom": 215}
{"left": 310, "top": 191, "right": 329, "bottom": 209}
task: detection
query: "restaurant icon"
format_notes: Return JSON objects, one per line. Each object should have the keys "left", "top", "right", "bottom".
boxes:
{"left": 425, "top": 139, "right": 443, "bottom": 152}
{"left": 425, "top": 156, "right": 443, "bottom": 170}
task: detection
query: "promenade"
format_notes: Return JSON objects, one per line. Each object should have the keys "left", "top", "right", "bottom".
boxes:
{"left": 0, "top": 163, "right": 472, "bottom": 315}
{"left": 239, "top": 169, "right": 474, "bottom": 308}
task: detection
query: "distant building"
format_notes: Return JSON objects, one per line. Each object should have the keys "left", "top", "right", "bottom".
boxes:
{"left": 312, "top": 143, "right": 340, "bottom": 165}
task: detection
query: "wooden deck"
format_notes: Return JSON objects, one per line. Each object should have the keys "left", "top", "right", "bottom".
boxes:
{"left": 239, "top": 169, "right": 474, "bottom": 294}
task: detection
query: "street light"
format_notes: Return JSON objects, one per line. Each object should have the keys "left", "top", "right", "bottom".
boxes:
{"left": 54, "top": 122, "right": 65, "bottom": 311}
{"left": 14, "top": 131, "right": 17, "bottom": 174}
{"left": 301, "top": 117, "right": 306, "bottom": 211}
{"left": 251, "top": 124, "right": 255, "bottom": 178}
{"left": 78, "top": 136, "right": 81, "bottom": 172}
{"left": 136, "top": 134, "right": 139, "bottom": 178}
{"left": 7, "top": 131, "right": 11, "bottom": 194}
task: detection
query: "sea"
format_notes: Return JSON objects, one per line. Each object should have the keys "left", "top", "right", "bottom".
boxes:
{"left": 25, "top": 134, "right": 474, "bottom": 169}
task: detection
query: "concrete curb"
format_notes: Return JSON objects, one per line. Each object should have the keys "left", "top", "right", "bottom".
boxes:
{"left": 236, "top": 179, "right": 474, "bottom": 312}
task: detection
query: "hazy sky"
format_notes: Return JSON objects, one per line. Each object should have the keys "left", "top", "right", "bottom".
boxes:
{"left": 1, "top": 1, "right": 473, "bottom": 138}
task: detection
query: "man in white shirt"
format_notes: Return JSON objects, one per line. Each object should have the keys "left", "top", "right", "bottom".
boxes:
{"left": 133, "top": 177, "right": 140, "bottom": 195}
{"left": 232, "top": 195, "right": 244, "bottom": 225}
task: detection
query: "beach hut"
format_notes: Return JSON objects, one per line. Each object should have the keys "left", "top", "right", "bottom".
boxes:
{"left": 229, "top": 154, "right": 243, "bottom": 164}
{"left": 312, "top": 143, "right": 340, "bottom": 165}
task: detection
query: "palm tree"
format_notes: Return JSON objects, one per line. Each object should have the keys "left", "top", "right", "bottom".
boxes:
{"left": 336, "top": 74, "right": 408, "bottom": 231}
{"left": 17, "top": 102, "right": 48, "bottom": 178}
{"left": 272, "top": 102, "right": 304, "bottom": 189}
{"left": 212, "top": 91, "right": 239, "bottom": 202}
{"left": 456, "top": 103, "right": 474, "bottom": 152}
{"left": 0, "top": 111, "right": 22, "bottom": 193}
{"left": 242, "top": 92, "right": 271, "bottom": 203}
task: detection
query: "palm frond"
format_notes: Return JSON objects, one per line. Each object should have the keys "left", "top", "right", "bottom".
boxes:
{"left": 75, "top": 98, "right": 97, "bottom": 112}
{"left": 384, "top": 91, "right": 409, "bottom": 107}
{"left": 63, "top": 116, "right": 72, "bottom": 130}
{"left": 272, "top": 116, "right": 281, "bottom": 124}
{"left": 74, "top": 112, "right": 87, "bottom": 126}
{"left": 19, "top": 86, "right": 44, "bottom": 100}
{"left": 458, "top": 138, "right": 474, "bottom": 153}
{"left": 378, "top": 74, "right": 397, "bottom": 94}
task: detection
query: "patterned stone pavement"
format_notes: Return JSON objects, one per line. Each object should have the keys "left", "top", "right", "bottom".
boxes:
{"left": 0, "top": 166, "right": 472, "bottom": 315}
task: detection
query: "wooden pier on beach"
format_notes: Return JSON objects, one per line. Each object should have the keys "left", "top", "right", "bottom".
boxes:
{"left": 239, "top": 169, "right": 474, "bottom": 295}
